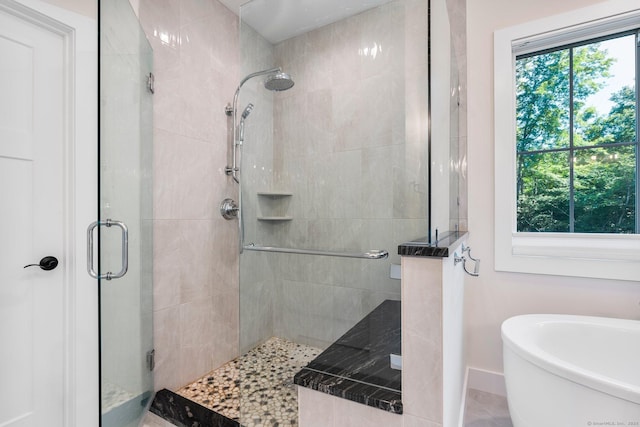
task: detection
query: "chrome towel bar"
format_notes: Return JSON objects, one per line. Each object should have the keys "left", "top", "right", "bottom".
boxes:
{"left": 454, "top": 244, "right": 480, "bottom": 277}
{"left": 243, "top": 244, "right": 389, "bottom": 260}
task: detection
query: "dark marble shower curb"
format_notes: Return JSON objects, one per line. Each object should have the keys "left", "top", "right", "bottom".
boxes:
{"left": 150, "top": 388, "right": 240, "bottom": 427}
{"left": 398, "top": 231, "right": 468, "bottom": 257}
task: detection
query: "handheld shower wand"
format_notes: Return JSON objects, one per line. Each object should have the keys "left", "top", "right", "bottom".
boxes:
{"left": 241, "top": 103, "right": 254, "bottom": 119}
{"left": 238, "top": 103, "right": 254, "bottom": 144}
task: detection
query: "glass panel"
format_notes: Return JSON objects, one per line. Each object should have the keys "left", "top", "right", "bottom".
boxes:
{"left": 574, "top": 145, "right": 636, "bottom": 233}
{"left": 517, "top": 151, "right": 570, "bottom": 232}
{"left": 99, "top": 0, "right": 154, "bottom": 426}
{"left": 448, "top": 28, "right": 466, "bottom": 233}
{"left": 574, "top": 34, "right": 636, "bottom": 147}
{"left": 449, "top": 51, "right": 461, "bottom": 232}
{"left": 516, "top": 49, "right": 571, "bottom": 151}
{"left": 234, "top": 0, "right": 429, "bottom": 425}
{"left": 430, "top": 0, "right": 463, "bottom": 236}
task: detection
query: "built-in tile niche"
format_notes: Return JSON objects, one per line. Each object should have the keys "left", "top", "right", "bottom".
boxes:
{"left": 256, "top": 192, "right": 293, "bottom": 221}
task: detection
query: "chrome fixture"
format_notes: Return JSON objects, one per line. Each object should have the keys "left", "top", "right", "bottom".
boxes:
{"left": 241, "top": 102, "right": 254, "bottom": 119}
{"left": 243, "top": 244, "right": 389, "bottom": 260}
{"left": 147, "top": 72, "right": 155, "bottom": 94}
{"left": 264, "top": 72, "right": 295, "bottom": 91}
{"left": 238, "top": 103, "right": 254, "bottom": 144}
{"left": 454, "top": 244, "right": 480, "bottom": 277}
{"left": 146, "top": 349, "right": 155, "bottom": 372}
{"left": 225, "top": 67, "right": 294, "bottom": 183}
{"left": 223, "top": 67, "right": 294, "bottom": 254}
{"left": 220, "top": 198, "right": 239, "bottom": 220}
{"left": 87, "top": 219, "right": 129, "bottom": 280}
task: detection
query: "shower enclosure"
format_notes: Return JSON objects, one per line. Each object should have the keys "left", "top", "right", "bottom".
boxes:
{"left": 229, "top": 0, "right": 464, "bottom": 425}
{"left": 237, "top": 0, "right": 428, "bottom": 355}
{"left": 168, "top": 0, "right": 464, "bottom": 424}
{"left": 99, "top": 1, "right": 154, "bottom": 426}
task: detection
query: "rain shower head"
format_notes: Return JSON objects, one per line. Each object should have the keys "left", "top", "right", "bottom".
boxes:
{"left": 264, "top": 72, "right": 295, "bottom": 91}
{"left": 226, "top": 67, "right": 294, "bottom": 185}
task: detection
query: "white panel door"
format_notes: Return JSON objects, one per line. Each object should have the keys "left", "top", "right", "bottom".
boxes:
{"left": 0, "top": 3, "right": 93, "bottom": 426}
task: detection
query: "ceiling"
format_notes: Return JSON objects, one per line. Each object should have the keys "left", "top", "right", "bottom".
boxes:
{"left": 219, "top": 0, "right": 393, "bottom": 44}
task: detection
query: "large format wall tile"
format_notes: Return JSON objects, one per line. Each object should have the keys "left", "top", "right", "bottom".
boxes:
{"left": 139, "top": 0, "right": 240, "bottom": 391}
{"left": 249, "top": 2, "right": 431, "bottom": 347}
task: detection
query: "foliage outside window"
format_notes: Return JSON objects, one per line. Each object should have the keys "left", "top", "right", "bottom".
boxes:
{"left": 516, "top": 31, "right": 638, "bottom": 234}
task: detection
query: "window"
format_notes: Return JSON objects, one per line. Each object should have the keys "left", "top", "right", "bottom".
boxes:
{"left": 494, "top": 1, "right": 640, "bottom": 281}
{"left": 516, "top": 32, "right": 638, "bottom": 234}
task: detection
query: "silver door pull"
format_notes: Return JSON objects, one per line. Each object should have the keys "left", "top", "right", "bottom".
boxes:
{"left": 87, "top": 219, "right": 129, "bottom": 280}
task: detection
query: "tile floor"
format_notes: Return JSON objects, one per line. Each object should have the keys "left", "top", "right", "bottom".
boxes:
{"left": 141, "top": 411, "right": 174, "bottom": 427}
{"left": 144, "top": 388, "right": 514, "bottom": 427}
{"left": 463, "top": 388, "right": 513, "bottom": 427}
{"left": 143, "top": 350, "right": 514, "bottom": 427}
{"left": 176, "top": 337, "right": 322, "bottom": 427}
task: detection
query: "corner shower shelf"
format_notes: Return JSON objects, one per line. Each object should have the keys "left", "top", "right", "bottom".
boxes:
{"left": 257, "top": 191, "right": 293, "bottom": 221}
{"left": 257, "top": 192, "right": 293, "bottom": 198}
{"left": 257, "top": 216, "right": 293, "bottom": 221}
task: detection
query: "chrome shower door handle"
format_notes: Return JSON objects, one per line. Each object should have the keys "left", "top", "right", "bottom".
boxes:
{"left": 87, "top": 219, "right": 129, "bottom": 280}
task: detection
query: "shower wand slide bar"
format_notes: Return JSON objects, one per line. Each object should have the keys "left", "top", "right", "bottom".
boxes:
{"left": 243, "top": 244, "right": 389, "bottom": 260}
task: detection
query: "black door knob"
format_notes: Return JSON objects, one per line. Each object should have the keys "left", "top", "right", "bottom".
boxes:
{"left": 24, "top": 256, "right": 59, "bottom": 271}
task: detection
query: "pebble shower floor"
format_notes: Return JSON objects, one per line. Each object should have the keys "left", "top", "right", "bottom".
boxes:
{"left": 177, "top": 337, "right": 322, "bottom": 427}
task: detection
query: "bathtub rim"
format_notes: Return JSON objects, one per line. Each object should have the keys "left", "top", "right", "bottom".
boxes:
{"left": 501, "top": 314, "right": 640, "bottom": 405}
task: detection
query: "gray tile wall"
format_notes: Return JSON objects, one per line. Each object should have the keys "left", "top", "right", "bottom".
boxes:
{"left": 240, "top": 0, "right": 431, "bottom": 351}
{"left": 138, "top": 0, "right": 241, "bottom": 390}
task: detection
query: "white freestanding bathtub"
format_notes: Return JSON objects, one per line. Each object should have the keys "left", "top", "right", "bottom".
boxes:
{"left": 502, "top": 314, "right": 640, "bottom": 427}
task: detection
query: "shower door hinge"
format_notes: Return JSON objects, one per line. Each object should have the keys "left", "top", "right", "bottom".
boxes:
{"left": 147, "top": 72, "right": 155, "bottom": 94}
{"left": 146, "top": 349, "right": 155, "bottom": 372}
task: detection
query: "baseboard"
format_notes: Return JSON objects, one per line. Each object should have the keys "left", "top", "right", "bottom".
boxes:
{"left": 466, "top": 367, "right": 507, "bottom": 397}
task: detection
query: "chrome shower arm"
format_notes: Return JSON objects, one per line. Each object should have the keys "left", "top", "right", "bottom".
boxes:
{"left": 238, "top": 67, "right": 281, "bottom": 89}
{"left": 231, "top": 67, "right": 281, "bottom": 122}
{"left": 227, "top": 67, "right": 281, "bottom": 184}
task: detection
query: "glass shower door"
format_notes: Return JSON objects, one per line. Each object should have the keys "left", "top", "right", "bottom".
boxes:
{"left": 99, "top": 1, "right": 154, "bottom": 426}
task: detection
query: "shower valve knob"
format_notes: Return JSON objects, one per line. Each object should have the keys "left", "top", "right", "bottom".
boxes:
{"left": 220, "top": 198, "right": 239, "bottom": 220}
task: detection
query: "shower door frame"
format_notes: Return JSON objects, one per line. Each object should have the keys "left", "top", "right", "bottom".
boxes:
{"left": 98, "top": 0, "right": 155, "bottom": 425}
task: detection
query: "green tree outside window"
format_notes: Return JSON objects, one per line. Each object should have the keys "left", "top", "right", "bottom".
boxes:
{"left": 516, "top": 32, "right": 638, "bottom": 233}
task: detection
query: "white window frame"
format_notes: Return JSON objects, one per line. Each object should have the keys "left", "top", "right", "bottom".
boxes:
{"left": 494, "top": 0, "right": 640, "bottom": 281}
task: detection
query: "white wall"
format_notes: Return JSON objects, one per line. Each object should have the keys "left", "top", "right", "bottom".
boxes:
{"left": 41, "top": 0, "right": 95, "bottom": 17}
{"left": 466, "top": 0, "right": 640, "bottom": 374}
